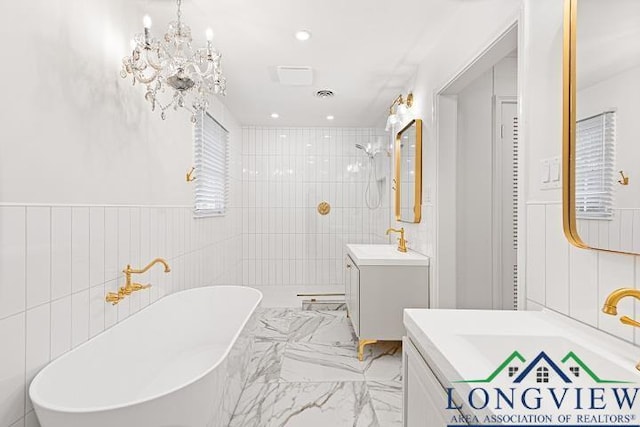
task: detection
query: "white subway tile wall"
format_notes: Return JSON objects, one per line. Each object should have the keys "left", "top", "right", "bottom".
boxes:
{"left": 240, "top": 127, "right": 390, "bottom": 288}
{"left": 526, "top": 202, "right": 640, "bottom": 346}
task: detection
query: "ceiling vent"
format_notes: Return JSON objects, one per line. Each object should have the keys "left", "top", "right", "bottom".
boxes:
{"left": 277, "top": 66, "right": 313, "bottom": 86}
{"left": 315, "top": 90, "right": 335, "bottom": 99}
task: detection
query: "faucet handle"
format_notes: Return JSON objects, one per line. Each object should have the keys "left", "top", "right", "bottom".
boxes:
{"left": 105, "top": 292, "right": 124, "bottom": 305}
{"left": 620, "top": 315, "right": 640, "bottom": 328}
{"left": 130, "top": 283, "right": 152, "bottom": 292}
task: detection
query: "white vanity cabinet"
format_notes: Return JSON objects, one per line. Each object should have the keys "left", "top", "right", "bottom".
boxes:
{"left": 344, "top": 244, "right": 429, "bottom": 359}
{"left": 344, "top": 255, "right": 361, "bottom": 335}
{"left": 403, "top": 337, "right": 464, "bottom": 426}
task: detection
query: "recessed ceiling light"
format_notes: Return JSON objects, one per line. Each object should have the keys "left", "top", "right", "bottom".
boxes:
{"left": 271, "top": 113, "right": 279, "bottom": 119}
{"left": 326, "top": 115, "right": 334, "bottom": 120}
{"left": 295, "top": 30, "right": 311, "bottom": 41}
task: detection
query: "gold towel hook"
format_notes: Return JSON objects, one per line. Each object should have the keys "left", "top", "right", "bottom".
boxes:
{"left": 618, "top": 170, "right": 629, "bottom": 186}
{"left": 186, "top": 166, "right": 196, "bottom": 182}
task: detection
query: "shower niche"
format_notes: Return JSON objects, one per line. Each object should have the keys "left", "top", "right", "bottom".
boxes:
{"left": 394, "top": 119, "right": 423, "bottom": 222}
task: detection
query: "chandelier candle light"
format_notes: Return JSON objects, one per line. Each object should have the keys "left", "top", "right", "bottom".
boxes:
{"left": 121, "top": 0, "right": 226, "bottom": 122}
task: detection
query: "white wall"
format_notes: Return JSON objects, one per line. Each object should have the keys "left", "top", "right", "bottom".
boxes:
{"left": 0, "top": 1, "right": 242, "bottom": 425}
{"left": 523, "top": 0, "right": 640, "bottom": 348}
{"left": 386, "top": 0, "right": 521, "bottom": 308}
{"left": 456, "top": 57, "right": 517, "bottom": 309}
{"left": 241, "top": 127, "right": 389, "bottom": 294}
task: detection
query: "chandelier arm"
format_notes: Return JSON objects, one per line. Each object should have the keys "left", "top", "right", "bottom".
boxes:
{"left": 142, "top": 43, "right": 167, "bottom": 71}
{"left": 146, "top": 52, "right": 165, "bottom": 71}
{"left": 133, "top": 69, "right": 160, "bottom": 85}
{"left": 188, "top": 61, "right": 214, "bottom": 77}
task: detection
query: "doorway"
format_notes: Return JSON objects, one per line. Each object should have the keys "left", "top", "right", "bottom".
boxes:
{"left": 434, "top": 25, "right": 519, "bottom": 310}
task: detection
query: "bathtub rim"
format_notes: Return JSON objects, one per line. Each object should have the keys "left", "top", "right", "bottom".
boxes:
{"left": 29, "top": 285, "right": 263, "bottom": 415}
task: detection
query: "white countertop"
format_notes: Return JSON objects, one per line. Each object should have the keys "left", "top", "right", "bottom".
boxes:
{"left": 404, "top": 309, "right": 640, "bottom": 418}
{"left": 346, "top": 244, "right": 430, "bottom": 266}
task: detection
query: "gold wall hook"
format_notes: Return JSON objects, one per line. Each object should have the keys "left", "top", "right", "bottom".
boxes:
{"left": 618, "top": 170, "right": 629, "bottom": 185}
{"left": 186, "top": 166, "right": 196, "bottom": 182}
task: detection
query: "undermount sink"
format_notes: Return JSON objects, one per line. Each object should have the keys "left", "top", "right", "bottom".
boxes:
{"left": 346, "top": 244, "right": 430, "bottom": 266}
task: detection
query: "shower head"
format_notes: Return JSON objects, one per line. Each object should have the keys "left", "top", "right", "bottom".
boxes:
{"left": 355, "top": 143, "right": 379, "bottom": 159}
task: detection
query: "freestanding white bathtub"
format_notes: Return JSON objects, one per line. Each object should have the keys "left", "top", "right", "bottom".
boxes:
{"left": 30, "top": 286, "right": 262, "bottom": 427}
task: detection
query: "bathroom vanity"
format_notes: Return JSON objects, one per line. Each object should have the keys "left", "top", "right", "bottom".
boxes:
{"left": 344, "top": 244, "right": 429, "bottom": 359}
{"left": 402, "top": 309, "right": 640, "bottom": 427}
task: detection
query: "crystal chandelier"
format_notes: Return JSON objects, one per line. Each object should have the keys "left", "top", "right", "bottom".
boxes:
{"left": 121, "top": 0, "right": 226, "bottom": 122}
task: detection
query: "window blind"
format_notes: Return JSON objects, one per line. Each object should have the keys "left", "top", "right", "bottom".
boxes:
{"left": 575, "top": 111, "right": 615, "bottom": 220}
{"left": 193, "top": 112, "right": 229, "bottom": 216}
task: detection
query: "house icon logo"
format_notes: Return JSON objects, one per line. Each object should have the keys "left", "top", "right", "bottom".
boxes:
{"left": 454, "top": 351, "right": 630, "bottom": 385}
{"left": 446, "top": 351, "right": 638, "bottom": 424}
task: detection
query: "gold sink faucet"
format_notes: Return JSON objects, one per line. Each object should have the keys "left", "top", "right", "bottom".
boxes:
{"left": 105, "top": 258, "right": 171, "bottom": 305}
{"left": 386, "top": 227, "right": 407, "bottom": 253}
{"left": 602, "top": 288, "right": 640, "bottom": 370}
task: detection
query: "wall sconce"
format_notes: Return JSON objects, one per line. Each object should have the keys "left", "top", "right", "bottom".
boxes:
{"left": 385, "top": 93, "right": 413, "bottom": 132}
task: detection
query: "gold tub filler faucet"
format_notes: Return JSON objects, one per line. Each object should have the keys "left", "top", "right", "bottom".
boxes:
{"left": 105, "top": 258, "right": 171, "bottom": 305}
{"left": 602, "top": 288, "right": 640, "bottom": 370}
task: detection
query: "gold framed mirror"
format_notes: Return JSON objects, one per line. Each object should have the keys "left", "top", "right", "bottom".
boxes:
{"left": 394, "top": 119, "right": 422, "bottom": 223}
{"left": 563, "top": 0, "right": 640, "bottom": 254}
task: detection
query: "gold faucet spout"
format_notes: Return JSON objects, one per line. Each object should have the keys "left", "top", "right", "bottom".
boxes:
{"left": 602, "top": 288, "right": 640, "bottom": 371}
{"left": 127, "top": 258, "right": 171, "bottom": 274}
{"left": 386, "top": 227, "right": 408, "bottom": 253}
{"left": 602, "top": 288, "right": 640, "bottom": 316}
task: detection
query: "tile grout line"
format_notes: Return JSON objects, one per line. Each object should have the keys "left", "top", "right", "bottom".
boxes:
{"left": 23, "top": 206, "right": 27, "bottom": 423}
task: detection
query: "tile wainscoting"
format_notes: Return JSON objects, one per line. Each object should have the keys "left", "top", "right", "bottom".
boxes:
{"left": 0, "top": 204, "right": 242, "bottom": 427}
{"left": 526, "top": 201, "right": 640, "bottom": 346}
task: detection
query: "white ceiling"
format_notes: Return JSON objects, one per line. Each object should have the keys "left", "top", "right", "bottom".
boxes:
{"left": 577, "top": 0, "right": 640, "bottom": 90}
{"left": 145, "top": 0, "right": 484, "bottom": 126}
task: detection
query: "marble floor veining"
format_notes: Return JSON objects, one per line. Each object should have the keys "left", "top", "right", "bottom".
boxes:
{"left": 229, "top": 308, "right": 403, "bottom": 427}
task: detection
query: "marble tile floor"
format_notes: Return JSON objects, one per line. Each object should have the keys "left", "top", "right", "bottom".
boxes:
{"left": 229, "top": 308, "right": 403, "bottom": 427}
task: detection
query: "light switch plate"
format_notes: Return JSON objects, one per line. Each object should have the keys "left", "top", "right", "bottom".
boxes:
{"left": 540, "top": 159, "right": 550, "bottom": 185}
{"left": 540, "top": 157, "right": 561, "bottom": 190}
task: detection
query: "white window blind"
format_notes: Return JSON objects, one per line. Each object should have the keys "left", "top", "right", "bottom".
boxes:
{"left": 193, "top": 112, "right": 229, "bottom": 217}
{"left": 575, "top": 111, "right": 615, "bottom": 220}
